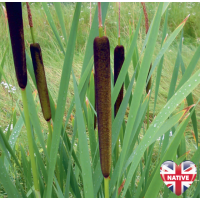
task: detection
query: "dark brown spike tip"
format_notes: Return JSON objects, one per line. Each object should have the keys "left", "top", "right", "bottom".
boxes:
{"left": 6, "top": 2, "right": 27, "bottom": 89}
{"left": 30, "top": 43, "right": 51, "bottom": 121}
{"left": 93, "top": 36, "right": 111, "bottom": 178}
{"left": 114, "top": 45, "right": 124, "bottom": 117}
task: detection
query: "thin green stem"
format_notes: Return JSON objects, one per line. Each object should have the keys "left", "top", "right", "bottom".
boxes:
{"left": 21, "top": 89, "right": 40, "bottom": 198}
{"left": 30, "top": 27, "right": 35, "bottom": 43}
{"left": 47, "top": 120, "right": 52, "bottom": 156}
{"left": 99, "top": 26, "right": 103, "bottom": 38}
{"left": 104, "top": 177, "right": 109, "bottom": 198}
{"left": 118, "top": 37, "right": 120, "bottom": 46}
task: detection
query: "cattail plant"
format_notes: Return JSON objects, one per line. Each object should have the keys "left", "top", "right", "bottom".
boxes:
{"left": 26, "top": 2, "right": 52, "bottom": 156}
{"left": 93, "top": 2, "right": 111, "bottom": 198}
{"left": 6, "top": 2, "right": 40, "bottom": 197}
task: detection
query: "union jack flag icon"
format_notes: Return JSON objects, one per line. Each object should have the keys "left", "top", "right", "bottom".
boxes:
{"left": 160, "top": 160, "right": 197, "bottom": 196}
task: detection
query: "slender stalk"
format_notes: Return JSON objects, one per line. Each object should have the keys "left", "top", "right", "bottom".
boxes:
{"left": 21, "top": 89, "right": 40, "bottom": 198}
{"left": 104, "top": 177, "right": 109, "bottom": 198}
{"left": 118, "top": 2, "right": 120, "bottom": 46}
{"left": 30, "top": 27, "right": 35, "bottom": 43}
{"left": 26, "top": 2, "right": 35, "bottom": 43}
{"left": 98, "top": 2, "right": 103, "bottom": 37}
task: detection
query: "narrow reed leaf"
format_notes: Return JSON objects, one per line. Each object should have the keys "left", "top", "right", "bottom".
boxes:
{"left": 26, "top": 82, "right": 47, "bottom": 156}
{"left": 20, "top": 146, "right": 33, "bottom": 195}
{"left": 64, "top": 116, "right": 77, "bottom": 197}
{"left": 30, "top": 43, "right": 51, "bottom": 121}
{"left": 193, "top": 181, "right": 200, "bottom": 198}
{"left": 72, "top": 73, "right": 94, "bottom": 197}
{"left": 132, "top": 43, "right": 140, "bottom": 81}
{"left": 0, "top": 158, "right": 21, "bottom": 198}
{"left": 46, "top": 3, "right": 81, "bottom": 197}
{"left": 176, "top": 44, "right": 200, "bottom": 91}
{"left": 180, "top": 56, "right": 198, "bottom": 146}
{"left": 6, "top": 2, "right": 27, "bottom": 89}
{"left": 42, "top": 2, "right": 65, "bottom": 54}
{"left": 109, "top": 94, "right": 149, "bottom": 195}
{"left": 94, "top": 36, "right": 111, "bottom": 178}
{"left": 87, "top": 105, "right": 97, "bottom": 165}
{"left": 167, "top": 30, "right": 183, "bottom": 101}
{"left": 63, "top": 58, "right": 93, "bottom": 132}
{"left": 54, "top": 2, "right": 68, "bottom": 44}
{"left": 0, "top": 128, "right": 20, "bottom": 167}
{"left": 154, "top": 8, "right": 168, "bottom": 113}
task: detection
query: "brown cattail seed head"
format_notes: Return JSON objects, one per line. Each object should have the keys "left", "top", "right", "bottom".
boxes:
{"left": 30, "top": 43, "right": 51, "bottom": 121}
{"left": 93, "top": 36, "right": 111, "bottom": 178}
{"left": 114, "top": 45, "right": 124, "bottom": 117}
{"left": 6, "top": 2, "right": 27, "bottom": 89}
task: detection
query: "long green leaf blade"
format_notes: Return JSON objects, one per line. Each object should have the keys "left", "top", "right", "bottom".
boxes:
{"left": 46, "top": 3, "right": 81, "bottom": 197}
{"left": 72, "top": 72, "right": 94, "bottom": 197}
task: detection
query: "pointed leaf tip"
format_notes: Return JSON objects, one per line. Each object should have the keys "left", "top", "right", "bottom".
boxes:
{"left": 182, "top": 14, "right": 190, "bottom": 24}
{"left": 118, "top": 179, "right": 126, "bottom": 195}
{"left": 164, "top": 33, "right": 168, "bottom": 43}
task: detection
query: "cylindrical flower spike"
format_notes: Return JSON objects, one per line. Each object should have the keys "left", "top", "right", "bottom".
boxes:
{"left": 6, "top": 2, "right": 27, "bottom": 89}
{"left": 30, "top": 43, "right": 51, "bottom": 121}
{"left": 114, "top": 45, "right": 124, "bottom": 116}
{"left": 93, "top": 36, "right": 111, "bottom": 178}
